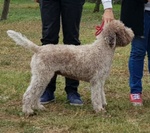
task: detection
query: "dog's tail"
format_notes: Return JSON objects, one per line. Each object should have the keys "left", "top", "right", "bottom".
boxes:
{"left": 7, "top": 30, "right": 39, "bottom": 53}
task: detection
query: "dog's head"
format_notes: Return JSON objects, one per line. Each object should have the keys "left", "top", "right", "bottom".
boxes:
{"left": 98, "top": 20, "right": 134, "bottom": 48}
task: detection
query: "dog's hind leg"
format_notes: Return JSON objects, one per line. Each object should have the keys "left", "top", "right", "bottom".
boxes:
{"left": 22, "top": 69, "right": 55, "bottom": 115}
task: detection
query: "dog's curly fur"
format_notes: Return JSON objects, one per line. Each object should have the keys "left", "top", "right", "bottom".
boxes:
{"left": 7, "top": 20, "right": 134, "bottom": 115}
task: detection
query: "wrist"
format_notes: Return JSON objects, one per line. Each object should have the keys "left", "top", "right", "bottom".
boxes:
{"left": 105, "top": 8, "right": 113, "bottom": 11}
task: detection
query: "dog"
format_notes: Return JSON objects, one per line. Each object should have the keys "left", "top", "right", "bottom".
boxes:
{"left": 7, "top": 20, "right": 134, "bottom": 115}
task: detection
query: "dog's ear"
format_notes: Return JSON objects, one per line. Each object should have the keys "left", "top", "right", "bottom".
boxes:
{"left": 109, "top": 20, "right": 134, "bottom": 47}
{"left": 104, "top": 33, "right": 116, "bottom": 48}
{"left": 102, "top": 20, "right": 134, "bottom": 47}
{"left": 115, "top": 27, "right": 134, "bottom": 47}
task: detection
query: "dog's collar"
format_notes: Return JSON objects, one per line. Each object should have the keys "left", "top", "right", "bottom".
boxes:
{"left": 95, "top": 21, "right": 104, "bottom": 36}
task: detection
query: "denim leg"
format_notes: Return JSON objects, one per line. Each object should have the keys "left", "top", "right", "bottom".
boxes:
{"left": 129, "top": 36, "right": 146, "bottom": 94}
{"left": 144, "top": 11, "right": 150, "bottom": 73}
{"left": 129, "top": 11, "right": 150, "bottom": 94}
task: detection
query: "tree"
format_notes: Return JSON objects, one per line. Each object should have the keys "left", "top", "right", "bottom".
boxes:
{"left": 93, "top": 0, "right": 101, "bottom": 13}
{"left": 0, "top": 0, "right": 10, "bottom": 21}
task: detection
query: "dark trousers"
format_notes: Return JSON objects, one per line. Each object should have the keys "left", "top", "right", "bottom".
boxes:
{"left": 39, "top": 0, "right": 85, "bottom": 94}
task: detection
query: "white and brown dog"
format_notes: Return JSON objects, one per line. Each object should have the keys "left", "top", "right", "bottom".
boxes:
{"left": 7, "top": 20, "right": 134, "bottom": 115}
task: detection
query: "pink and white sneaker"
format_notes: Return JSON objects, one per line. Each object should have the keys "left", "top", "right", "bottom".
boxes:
{"left": 130, "top": 93, "right": 143, "bottom": 106}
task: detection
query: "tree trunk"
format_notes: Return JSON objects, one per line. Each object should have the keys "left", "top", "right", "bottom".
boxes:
{"left": 113, "top": 0, "right": 121, "bottom": 4}
{"left": 0, "top": 0, "right": 10, "bottom": 21}
{"left": 93, "top": 0, "right": 101, "bottom": 13}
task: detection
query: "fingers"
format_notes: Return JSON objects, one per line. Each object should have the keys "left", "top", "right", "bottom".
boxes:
{"left": 102, "top": 8, "right": 114, "bottom": 24}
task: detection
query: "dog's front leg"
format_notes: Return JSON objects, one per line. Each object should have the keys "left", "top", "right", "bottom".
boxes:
{"left": 101, "top": 80, "right": 107, "bottom": 107}
{"left": 90, "top": 81, "right": 105, "bottom": 113}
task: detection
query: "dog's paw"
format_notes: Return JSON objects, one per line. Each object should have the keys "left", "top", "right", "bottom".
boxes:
{"left": 94, "top": 106, "right": 106, "bottom": 113}
{"left": 38, "top": 104, "right": 46, "bottom": 111}
{"left": 22, "top": 108, "right": 34, "bottom": 116}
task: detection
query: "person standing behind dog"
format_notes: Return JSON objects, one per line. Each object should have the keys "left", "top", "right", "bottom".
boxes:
{"left": 120, "top": 0, "right": 150, "bottom": 106}
{"left": 35, "top": 0, "right": 114, "bottom": 106}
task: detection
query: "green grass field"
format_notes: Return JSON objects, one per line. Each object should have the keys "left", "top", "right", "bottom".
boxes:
{"left": 0, "top": 0, "right": 150, "bottom": 133}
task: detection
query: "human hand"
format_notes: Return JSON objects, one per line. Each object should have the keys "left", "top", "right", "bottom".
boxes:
{"left": 102, "top": 8, "right": 114, "bottom": 24}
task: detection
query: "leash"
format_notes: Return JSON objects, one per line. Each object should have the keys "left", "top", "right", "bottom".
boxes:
{"left": 95, "top": 21, "right": 104, "bottom": 36}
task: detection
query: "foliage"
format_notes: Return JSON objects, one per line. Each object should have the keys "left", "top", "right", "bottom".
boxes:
{"left": 0, "top": 1, "right": 150, "bottom": 133}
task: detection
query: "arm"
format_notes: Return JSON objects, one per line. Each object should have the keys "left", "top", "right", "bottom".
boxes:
{"left": 101, "top": 0, "right": 114, "bottom": 23}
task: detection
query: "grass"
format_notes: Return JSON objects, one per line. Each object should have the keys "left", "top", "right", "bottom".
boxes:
{"left": 0, "top": 1, "right": 150, "bottom": 133}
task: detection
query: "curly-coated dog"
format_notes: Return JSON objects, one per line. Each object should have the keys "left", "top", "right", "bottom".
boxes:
{"left": 7, "top": 20, "right": 134, "bottom": 115}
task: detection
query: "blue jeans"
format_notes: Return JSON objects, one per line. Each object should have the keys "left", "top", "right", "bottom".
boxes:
{"left": 129, "top": 10, "right": 150, "bottom": 94}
